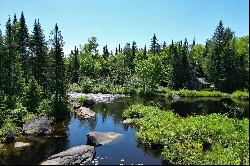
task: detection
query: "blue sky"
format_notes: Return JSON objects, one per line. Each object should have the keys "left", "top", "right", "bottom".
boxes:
{"left": 0, "top": 0, "right": 249, "bottom": 54}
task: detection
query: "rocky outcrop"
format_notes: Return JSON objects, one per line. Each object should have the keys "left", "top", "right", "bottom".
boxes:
{"left": 40, "top": 145, "right": 95, "bottom": 165}
{"left": 23, "top": 116, "right": 52, "bottom": 136}
{"left": 75, "top": 107, "right": 95, "bottom": 119}
{"left": 123, "top": 118, "right": 132, "bottom": 124}
{"left": 14, "top": 142, "right": 30, "bottom": 148}
{"left": 87, "top": 131, "right": 122, "bottom": 146}
{"left": 172, "top": 94, "right": 181, "bottom": 101}
{"left": 69, "top": 92, "right": 127, "bottom": 103}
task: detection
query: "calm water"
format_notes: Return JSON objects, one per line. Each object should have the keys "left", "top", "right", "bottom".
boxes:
{"left": 0, "top": 96, "right": 248, "bottom": 165}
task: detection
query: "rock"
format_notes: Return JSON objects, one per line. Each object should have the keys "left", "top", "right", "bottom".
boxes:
{"left": 172, "top": 94, "right": 181, "bottom": 101}
{"left": 87, "top": 131, "right": 122, "bottom": 146}
{"left": 23, "top": 116, "right": 52, "bottom": 136}
{"left": 41, "top": 145, "right": 95, "bottom": 165}
{"left": 14, "top": 142, "right": 30, "bottom": 148}
{"left": 123, "top": 118, "right": 132, "bottom": 124}
{"left": 0, "top": 143, "right": 3, "bottom": 148}
{"left": 75, "top": 107, "right": 95, "bottom": 119}
{"left": 73, "top": 102, "right": 81, "bottom": 109}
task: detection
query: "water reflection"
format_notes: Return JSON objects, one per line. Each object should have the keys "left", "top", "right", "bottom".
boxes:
{"left": 0, "top": 96, "right": 248, "bottom": 165}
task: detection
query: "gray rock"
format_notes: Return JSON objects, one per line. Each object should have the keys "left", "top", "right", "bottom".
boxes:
{"left": 87, "top": 131, "right": 122, "bottom": 146}
{"left": 0, "top": 143, "right": 3, "bottom": 148}
{"left": 172, "top": 94, "right": 181, "bottom": 101}
{"left": 41, "top": 145, "right": 95, "bottom": 165}
{"left": 23, "top": 116, "right": 52, "bottom": 136}
{"left": 123, "top": 118, "right": 132, "bottom": 124}
{"left": 14, "top": 142, "right": 30, "bottom": 148}
{"left": 75, "top": 107, "right": 95, "bottom": 119}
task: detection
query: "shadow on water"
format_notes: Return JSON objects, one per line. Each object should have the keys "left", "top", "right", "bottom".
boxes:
{"left": 0, "top": 95, "right": 248, "bottom": 165}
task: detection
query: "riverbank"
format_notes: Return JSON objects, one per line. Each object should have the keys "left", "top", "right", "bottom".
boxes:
{"left": 70, "top": 83, "right": 249, "bottom": 100}
{"left": 122, "top": 104, "right": 249, "bottom": 165}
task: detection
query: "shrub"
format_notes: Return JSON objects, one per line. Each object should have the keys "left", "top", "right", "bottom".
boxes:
{"left": 123, "top": 104, "right": 249, "bottom": 165}
{"left": 231, "top": 90, "right": 249, "bottom": 100}
{"left": 76, "top": 96, "right": 88, "bottom": 106}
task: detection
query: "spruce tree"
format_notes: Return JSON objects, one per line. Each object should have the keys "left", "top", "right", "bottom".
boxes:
{"left": 150, "top": 33, "right": 160, "bottom": 55}
{"left": 71, "top": 46, "right": 79, "bottom": 84}
{"left": 18, "top": 12, "right": 29, "bottom": 82}
{"left": 30, "top": 19, "right": 49, "bottom": 95}
{"left": 49, "top": 23, "right": 68, "bottom": 120}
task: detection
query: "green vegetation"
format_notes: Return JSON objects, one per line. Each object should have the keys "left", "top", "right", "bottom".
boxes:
{"left": 0, "top": 13, "right": 69, "bottom": 142}
{"left": 165, "top": 89, "right": 229, "bottom": 98}
{"left": 76, "top": 96, "right": 88, "bottom": 106}
{"left": 65, "top": 21, "right": 249, "bottom": 96}
{"left": 231, "top": 90, "right": 249, "bottom": 100}
{"left": 123, "top": 104, "right": 249, "bottom": 165}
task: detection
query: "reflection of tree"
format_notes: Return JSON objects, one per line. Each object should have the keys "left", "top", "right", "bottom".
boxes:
{"left": 87, "top": 115, "right": 98, "bottom": 131}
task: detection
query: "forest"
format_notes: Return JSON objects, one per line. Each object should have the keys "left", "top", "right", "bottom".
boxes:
{"left": 0, "top": 12, "right": 249, "bottom": 165}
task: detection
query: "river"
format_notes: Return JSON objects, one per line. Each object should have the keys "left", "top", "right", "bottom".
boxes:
{"left": 0, "top": 94, "right": 248, "bottom": 165}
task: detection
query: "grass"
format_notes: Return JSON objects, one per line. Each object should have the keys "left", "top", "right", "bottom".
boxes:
{"left": 122, "top": 104, "right": 249, "bottom": 165}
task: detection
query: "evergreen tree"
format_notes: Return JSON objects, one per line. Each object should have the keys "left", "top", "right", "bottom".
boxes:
{"left": 163, "top": 41, "right": 167, "bottom": 49}
{"left": 71, "top": 46, "right": 79, "bottom": 84}
{"left": 150, "top": 33, "right": 160, "bottom": 55}
{"left": 30, "top": 19, "right": 49, "bottom": 95}
{"left": 4, "top": 17, "right": 23, "bottom": 98}
{"left": 143, "top": 45, "right": 147, "bottom": 59}
{"left": 49, "top": 23, "right": 68, "bottom": 120}
{"left": 0, "top": 28, "right": 4, "bottom": 90}
{"left": 207, "top": 20, "right": 225, "bottom": 90}
{"left": 18, "top": 12, "right": 29, "bottom": 82}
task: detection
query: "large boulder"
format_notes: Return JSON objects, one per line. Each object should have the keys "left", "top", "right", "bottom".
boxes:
{"left": 23, "top": 116, "right": 52, "bottom": 136}
{"left": 75, "top": 107, "right": 95, "bottom": 119}
{"left": 41, "top": 145, "right": 95, "bottom": 165}
{"left": 87, "top": 131, "right": 122, "bottom": 146}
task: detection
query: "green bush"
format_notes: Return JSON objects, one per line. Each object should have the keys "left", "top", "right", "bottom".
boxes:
{"left": 231, "top": 90, "right": 249, "bottom": 100}
{"left": 76, "top": 96, "right": 88, "bottom": 106}
{"left": 123, "top": 104, "right": 249, "bottom": 165}
{"left": 165, "top": 89, "right": 229, "bottom": 98}
{"left": 0, "top": 120, "right": 21, "bottom": 143}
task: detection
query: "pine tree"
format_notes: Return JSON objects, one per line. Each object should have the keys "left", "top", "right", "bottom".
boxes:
{"left": 18, "top": 12, "right": 29, "bottom": 82}
{"left": 71, "top": 46, "right": 79, "bottom": 84}
{"left": 208, "top": 20, "right": 225, "bottom": 90}
{"left": 150, "top": 33, "right": 160, "bottom": 55}
{"left": 49, "top": 23, "right": 68, "bottom": 120}
{"left": 4, "top": 17, "right": 23, "bottom": 98}
{"left": 163, "top": 41, "right": 167, "bottom": 49}
{"left": 30, "top": 19, "right": 49, "bottom": 95}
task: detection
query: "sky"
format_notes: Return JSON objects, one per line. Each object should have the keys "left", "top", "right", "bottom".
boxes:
{"left": 0, "top": 0, "right": 249, "bottom": 55}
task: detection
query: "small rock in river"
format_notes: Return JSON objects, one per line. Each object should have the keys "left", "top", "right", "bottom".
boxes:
{"left": 14, "top": 142, "right": 30, "bottom": 148}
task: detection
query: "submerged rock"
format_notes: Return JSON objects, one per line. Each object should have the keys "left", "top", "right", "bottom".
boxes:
{"left": 23, "top": 116, "right": 52, "bottom": 136}
{"left": 123, "top": 118, "right": 132, "bottom": 124}
{"left": 87, "top": 131, "right": 122, "bottom": 146}
{"left": 14, "top": 142, "right": 30, "bottom": 148}
{"left": 75, "top": 107, "right": 96, "bottom": 119}
{"left": 171, "top": 94, "right": 181, "bottom": 101}
{"left": 41, "top": 145, "right": 95, "bottom": 165}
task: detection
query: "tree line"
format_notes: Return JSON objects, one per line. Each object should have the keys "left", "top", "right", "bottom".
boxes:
{"left": 66, "top": 21, "right": 249, "bottom": 94}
